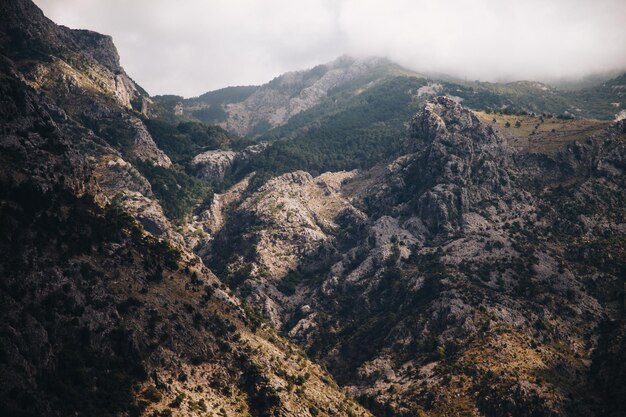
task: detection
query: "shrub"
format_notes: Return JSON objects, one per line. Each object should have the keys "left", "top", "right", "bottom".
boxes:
{"left": 142, "top": 386, "right": 162, "bottom": 403}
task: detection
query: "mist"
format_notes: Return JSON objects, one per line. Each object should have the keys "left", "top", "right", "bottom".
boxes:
{"left": 34, "top": 0, "right": 626, "bottom": 97}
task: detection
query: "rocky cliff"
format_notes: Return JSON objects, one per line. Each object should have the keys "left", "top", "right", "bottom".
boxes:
{"left": 2, "top": 1, "right": 625, "bottom": 416}
{"left": 206, "top": 97, "right": 626, "bottom": 416}
{"left": 0, "top": 1, "right": 374, "bottom": 416}
{"left": 192, "top": 142, "right": 267, "bottom": 182}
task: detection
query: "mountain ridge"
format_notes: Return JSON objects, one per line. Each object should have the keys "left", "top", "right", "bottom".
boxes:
{"left": 153, "top": 56, "right": 625, "bottom": 139}
{"left": 203, "top": 97, "right": 625, "bottom": 416}
{"left": 0, "top": 1, "right": 374, "bottom": 416}
{"left": 1, "top": 1, "right": 625, "bottom": 416}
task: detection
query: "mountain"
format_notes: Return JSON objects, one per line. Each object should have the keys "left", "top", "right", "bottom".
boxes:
{"left": 0, "top": 1, "right": 373, "bottom": 416}
{"left": 155, "top": 59, "right": 624, "bottom": 190}
{"left": 203, "top": 97, "right": 626, "bottom": 416}
{"left": 1, "top": 1, "right": 625, "bottom": 417}
{"left": 153, "top": 56, "right": 418, "bottom": 136}
{"left": 155, "top": 58, "right": 625, "bottom": 141}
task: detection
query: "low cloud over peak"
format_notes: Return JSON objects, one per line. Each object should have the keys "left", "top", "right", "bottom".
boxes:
{"left": 35, "top": 0, "right": 626, "bottom": 97}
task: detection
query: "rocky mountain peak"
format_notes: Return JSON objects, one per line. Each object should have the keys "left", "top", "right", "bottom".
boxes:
{"left": 1, "top": 0, "right": 119, "bottom": 74}
{"left": 408, "top": 95, "right": 504, "bottom": 152}
{"left": 397, "top": 98, "right": 515, "bottom": 237}
{"left": 70, "top": 29, "right": 122, "bottom": 73}
{"left": 1, "top": 0, "right": 143, "bottom": 110}
{"left": 0, "top": 0, "right": 58, "bottom": 51}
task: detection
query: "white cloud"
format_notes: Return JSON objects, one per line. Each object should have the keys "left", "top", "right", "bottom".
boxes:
{"left": 34, "top": 0, "right": 626, "bottom": 97}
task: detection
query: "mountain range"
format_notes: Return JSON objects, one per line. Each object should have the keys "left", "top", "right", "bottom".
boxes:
{"left": 0, "top": 1, "right": 624, "bottom": 417}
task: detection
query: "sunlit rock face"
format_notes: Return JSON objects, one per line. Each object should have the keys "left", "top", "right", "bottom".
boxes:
{"left": 206, "top": 94, "right": 626, "bottom": 416}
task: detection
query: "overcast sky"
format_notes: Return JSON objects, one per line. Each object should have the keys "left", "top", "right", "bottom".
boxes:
{"left": 34, "top": 0, "right": 626, "bottom": 97}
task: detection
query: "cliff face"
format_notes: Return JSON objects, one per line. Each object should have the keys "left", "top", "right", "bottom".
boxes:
{"left": 0, "top": 2, "right": 373, "bottom": 416}
{"left": 207, "top": 97, "right": 626, "bottom": 416}
{"left": 0, "top": 0, "right": 142, "bottom": 110}
{"left": 191, "top": 143, "right": 267, "bottom": 182}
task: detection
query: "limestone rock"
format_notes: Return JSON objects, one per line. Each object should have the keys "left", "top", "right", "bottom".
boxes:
{"left": 191, "top": 142, "right": 267, "bottom": 182}
{"left": 127, "top": 116, "right": 172, "bottom": 168}
{"left": 208, "top": 57, "right": 394, "bottom": 136}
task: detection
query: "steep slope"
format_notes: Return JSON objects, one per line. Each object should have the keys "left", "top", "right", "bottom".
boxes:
{"left": 205, "top": 97, "right": 626, "bottom": 416}
{"left": 565, "top": 72, "right": 626, "bottom": 120}
{"left": 0, "top": 1, "right": 374, "bottom": 416}
{"left": 0, "top": 181, "right": 373, "bottom": 417}
{"left": 158, "top": 56, "right": 415, "bottom": 137}
{"left": 3, "top": 2, "right": 625, "bottom": 416}
{"left": 151, "top": 59, "right": 624, "bottom": 196}
{"left": 182, "top": 70, "right": 625, "bottom": 187}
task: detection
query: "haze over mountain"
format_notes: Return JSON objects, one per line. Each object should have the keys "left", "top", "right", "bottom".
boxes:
{"left": 34, "top": 0, "right": 626, "bottom": 96}
{"left": 1, "top": 1, "right": 625, "bottom": 417}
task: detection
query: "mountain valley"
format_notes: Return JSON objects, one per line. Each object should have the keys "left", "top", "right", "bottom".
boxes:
{"left": 1, "top": 1, "right": 625, "bottom": 417}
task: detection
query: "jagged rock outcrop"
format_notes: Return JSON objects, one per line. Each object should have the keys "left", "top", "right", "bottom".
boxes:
{"left": 205, "top": 169, "right": 361, "bottom": 327}
{"left": 209, "top": 97, "right": 626, "bottom": 416}
{"left": 191, "top": 142, "right": 267, "bottom": 182}
{"left": 71, "top": 29, "right": 123, "bottom": 73}
{"left": 127, "top": 116, "right": 172, "bottom": 167}
{"left": 0, "top": 2, "right": 373, "bottom": 416}
{"left": 192, "top": 149, "right": 237, "bottom": 181}
{"left": 1, "top": 0, "right": 144, "bottom": 111}
{"left": 402, "top": 96, "right": 519, "bottom": 237}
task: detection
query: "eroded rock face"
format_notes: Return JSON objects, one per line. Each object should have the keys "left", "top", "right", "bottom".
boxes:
{"left": 0, "top": 3, "right": 373, "bottom": 417}
{"left": 71, "top": 29, "right": 122, "bottom": 73}
{"left": 207, "top": 97, "right": 626, "bottom": 416}
{"left": 191, "top": 142, "right": 267, "bottom": 182}
{"left": 205, "top": 169, "right": 361, "bottom": 327}
{"left": 1, "top": 0, "right": 144, "bottom": 111}
{"left": 403, "top": 96, "right": 517, "bottom": 237}
{"left": 211, "top": 57, "right": 392, "bottom": 136}
{"left": 239, "top": 170, "right": 357, "bottom": 279}
{"left": 192, "top": 150, "right": 237, "bottom": 181}
{"left": 92, "top": 155, "right": 153, "bottom": 196}
{"left": 127, "top": 116, "right": 172, "bottom": 168}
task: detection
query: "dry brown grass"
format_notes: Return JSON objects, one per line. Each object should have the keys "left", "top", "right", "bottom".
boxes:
{"left": 475, "top": 112, "right": 610, "bottom": 154}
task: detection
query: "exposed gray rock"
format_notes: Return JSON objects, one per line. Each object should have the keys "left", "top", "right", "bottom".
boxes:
{"left": 126, "top": 116, "right": 172, "bottom": 168}
{"left": 214, "top": 57, "right": 395, "bottom": 136}
{"left": 207, "top": 97, "right": 626, "bottom": 416}
{"left": 191, "top": 142, "right": 267, "bottom": 182}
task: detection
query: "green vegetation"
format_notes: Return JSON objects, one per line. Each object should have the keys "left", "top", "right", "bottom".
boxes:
{"left": 191, "top": 105, "right": 228, "bottom": 125}
{"left": 277, "top": 269, "right": 312, "bottom": 295}
{"left": 235, "top": 76, "right": 427, "bottom": 178}
{"left": 152, "top": 86, "right": 257, "bottom": 125}
{"left": 564, "top": 73, "right": 626, "bottom": 119}
{"left": 223, "top": 71, "right": 622, "bottom": 183}
{"left": 144, "top": 119, "right": 233, "bottom": 164}
{"left": 134, "top": 161, "right": 212, "bottom": 221}
{"left": 148, "top": 63, "right": 623, "bottom": 200}
{"left": 137, "top": 120, "right": 255, "bottom": 221}
{"left": 186, "top": 86, "right": 257, "bottom": 124}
